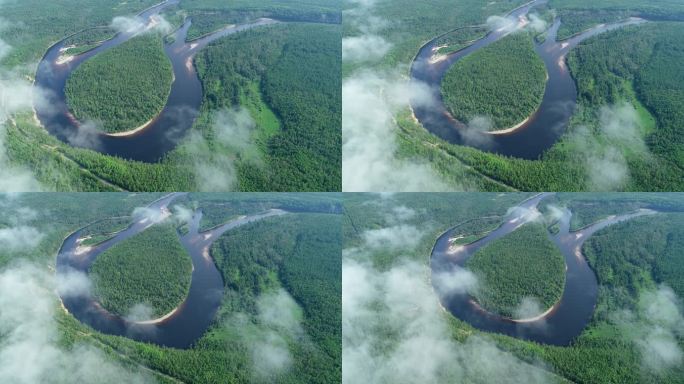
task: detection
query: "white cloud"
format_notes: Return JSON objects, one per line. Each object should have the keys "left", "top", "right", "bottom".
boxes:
{"left": 0, "top": 263, "right": 157, "bottom": 383}
{"left": 461, "top": 115, "right": 495, "bottom": 147}
{"left": 0, "top": 73, "right": 47, "bottom": 191}
{"left": 110, "top": 14, "right": 173, "bottom": 36}
{"left": 252, "top": 331, "right": 292, "bottom": 379}
{"left": 513, "top": 297, "right": 547, "bottom": 324}
{"left": 486, "top": 13, "right": 547, "bottom": 35}
{"left": 506, "top": 205, "right": 542, "bottom": 225}
{"left": 172, "top": 205, "right": 193, "bottom": 224}
{"left": 527, "top": 13, "right": 548, "bottom": 33}
{"left": 187, "top": 107, "right": 258, "bottom": 192}
{"left": 0, "top": 226, "right": 44, "bottom": 252}
{"left": 486, "top": 15, "right": 519, "bottom": 34}
{"left": 110, "top": 16, "right": 147, "bottom": 34}
{"left": 587, "top": 146, "right": 629, "bottom": 191}
{"left": 225, "top": 289, "right": 304, "bottom": 381}
{"left": 614, "top": 286, "right": 684, "bottom": 373}
{"left": 258, "top": 288, "right": 303, "bottom": 334}
{"left": 55, "top": 268, "right": 91, "bottom": 298}
{"left": 386, "top": 205, "right": 416, "bottom": 223}
{"left": 342, "top": 35, "right": 392, "bottom": 63}
{"left": 361, "top": 224, "right": 424, "bottom": 251}
{"left": 342, "top": 70, "right": 450, "bottom": 191}
{"left": 132, "top": 206, "right": 167, "bottom": 225}
{"left": 0, "top": 11, "right": 50, "bottom": 191}
{"left": 544, "top": 204, "right": 565, "bottom": 223}
{"left": 0, "top": 38, "right": 10, "bottom": 61}
{"left": 342, "top": 258, "right": 554, "bottom": 383}
{"left": 432, "top": 266, "right": 479, "bottom": 297}
{"left": 125, "top": 303, "right": 155, "bottom": 323}
{"left": 567, "top": 103, "right": 646, "bottom": 191}
{"left": 64, "top": 120, "right": 102, "bottom": 150}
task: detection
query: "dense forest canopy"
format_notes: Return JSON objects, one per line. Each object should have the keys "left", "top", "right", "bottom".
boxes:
{"left": 90, "top": 222, "right": 192, "bottom": 318}
{"left": 466, "top": 222, "right": 565, "bottom": 318}
{"left": 441, "top": 32, "right": 547, "bottom": 131}
{"left": 65, "top": 34, "right": 173, "bottom": 134}
{"left": 192, "top": 23, "right": 341, "bottom": 191}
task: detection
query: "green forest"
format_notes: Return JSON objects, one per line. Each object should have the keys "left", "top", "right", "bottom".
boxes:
{"left": 393, "top": 21, "right": 684, "bottom": 191}
{"left": 583, "top": 213, "right": 684, "bottom": 307}
{"left": 62, "top": 27, "right": 117, "bottom": 56}
{"left": 90, "top": 222, "right": 192, "bottom": 318}
{"left": 80, "top": 216, "right": 131, "bottom": 246}
{"left": 0, "top": 0, "right": 161, "bottom": 67}
{"left": 448, "top": 216, "right": 502, "bottom": 245}
{"left": 189, "top": 23, "right": 341, "bottom": 191}
{"left": 466, "top": 223, "right": 565, "bottom": 318}
{"left": 434, "top": 26, "right": 488, "bottom": 55}
{"left": 441, "top": 32, "right": 547, "bottom": 131}
{"left": 65, "top": 34, "right": 173, "bottom": 134}
{"left": 342, "top": 0, "right": 529, "bottom": 73}
{"left": 207, "top": 213, "right": 342, "bottom": 383}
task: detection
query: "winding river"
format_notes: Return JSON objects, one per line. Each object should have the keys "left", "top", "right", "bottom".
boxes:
{"left": 430, "top": 193, "right": 658, "bottom": 345}
{"left": 410, "top": 0, "right": 646, "bottom": 159}
{"left": 35, "top": 0, "right": 279, "bottom": 162}
{"left": 55, "top": 193, "right": 288, "bottom": 348}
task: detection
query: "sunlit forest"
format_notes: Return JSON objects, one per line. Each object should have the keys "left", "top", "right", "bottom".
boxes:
{"left": 0, "top": 0, "right": 341, "bottom": 191}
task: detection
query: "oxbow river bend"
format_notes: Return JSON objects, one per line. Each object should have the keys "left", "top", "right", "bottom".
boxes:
{"left": 430, "top": 193, "right": 658, "bottom": 345}
{"left": 410, "top": 0, "right": 646, "bottom": 159}
{"left": 34, "top": 0, "right": 279, "bottom": 162}
{"left": 56, "top": 192, "right": 287, "bottom": 348}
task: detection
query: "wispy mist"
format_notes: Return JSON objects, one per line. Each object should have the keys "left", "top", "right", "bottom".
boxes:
{"left": 342, "top": 35, "right": 392, "bottom": 63}
{"left": 0, "top": 226, "right": 43, "bottom": 252}
{"left": 342, "top": 0, "right": 451, "bottom": 192}
{"left": 223, "top": 288, "right": 303, "bottom": 381}
{"left": 0, "top": 6, "right": 49, "bottom": 192}
{"left": 110, "top": 14, "right": 173, "bottom": 36}
{"left": 187, "top": 107, "right": 259, "bottom": 191}
{"left": 343, "top": 257, "right": 555, "bottom": 383}
{"left": 172, "top": 204, "right": 193, "bottom": 224}
{"left": 55, "top": 267, "right": 91, "bottom": 299}
{"left": 0, "top": 263, "right": 156, "bottom": 383}
{"left": 252, "top": 289, "right": 303, "bottom": 379}
{"left": 125, "top": 303, "right": 156, "bottom": 323}
{"left": 132, "top": 206, "right": 167, "bottom": 225}
{"left": 569, "top": 102, "right": 646, "bottom": 190}
{"left": 613, "top": 285, "right": 684, "bottom": 373}
{"left": 343, "top": 214, "right": 557, "bottom": 383}
{"left": 486, "top": 12, "right": 547, "bottom": 35}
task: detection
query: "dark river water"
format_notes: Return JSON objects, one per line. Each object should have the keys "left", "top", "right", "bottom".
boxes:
{"left": 430, "top": 193, "right": 657, "bottom": 345}
{"left": 55, "top": 192, "right": 288, "bottom": 348}
{"left": 410, "top": 0, "right": 646, "bottom": 159}
{"left": 34, "top": 0, "right": 279, "bottom": 162}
